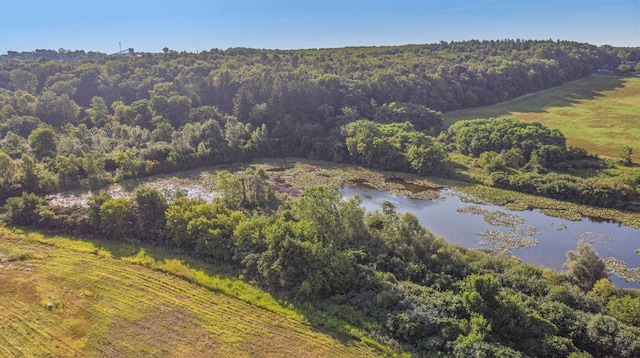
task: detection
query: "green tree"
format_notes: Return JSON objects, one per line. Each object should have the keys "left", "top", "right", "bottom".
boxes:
{"left": 462, "top": 274, "right": 501, "bottom": 317}
{"left": 114, "top": 149, "right": 141, "bottom": 179}
{"left": 166, "top": 95, "right": 192, "bottom": 128}
{"left": 0, "top": 152, "right": 17, "bottom": 186}
{"left": 16, "top": 153, "right": 39, "bottom": 193}
{"left": 240, "top": 167, "right": 272, "bottom": 208}
{"left": 28, "top": 126, "right": 58, "bottom": 159}
{"left": 478, "top": 151, "right": 506, "bottom": 173}
{"left": 133, "top": 186, "right": 168, "bottom": 243}
{"left": 85, "top": 96, "right": 110, "bottom": 127}
{"left": 9, "top": 69, "right": 38, "bottom": 94}
{"left": 224, "top": 116, "right": 250, "bottom": 155}
{"left": 564, "top": 241, "right": 607, "bottom": 292}
{"left": 111, "top": 101, "right": 135, "bottom": 125}
{"left": 530, "top": 144, "right": 566, "bottom": 169}
{"left": 293, "top": 185, "right": 345, "bottom": 247}
{"left": 607, "top": 295, "right": 640, "bottom": 326}
{"left": 165, "top": 197, "right": 245, "bottom": 260}
{"left": 88, "top": 192, "right": 112, "bottom": 231}
{"left": 588, "top": 278, "right": 616, "bottom": 304}
{"left": 83, "top": 151, "right": 106, "bottom": 182}
{"left": 216, "top": 170, "right": 244, "bottom": 208}
{"left": 99, "top": 198, "right": 136, "bottom": 241}
{"left": 405, "top": 141, "right": 447, "bottom": 175}
{"left": 615, "top": 64, "right": 632, "bottom": 75}
{"left": 35, "top": 91, "right": 79, "bottom": 127}
{"left": 4, "top": 192, "right": 46, "bottom": 226}
{"left": 55, "top": 154, "right": 82, "bottom": 189}
{"left": 232, "top": 86, "right": 255, "bottom": 122}
{"left": 1, "top": 131, "right": 29, "bottom": 158}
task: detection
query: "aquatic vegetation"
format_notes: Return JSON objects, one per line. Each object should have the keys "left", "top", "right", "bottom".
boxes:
{"left": 44, "top": 158, "right": 640, "bottom": 228}
{"left": 457, "top": 205, "right": 485, "bottom": 215}
{"left": 540, "top": 209, "right": 583, "bottom": 221}
{"left": 477, "top": 229, "right": 539, "bottom": 254}
{"left": 505, "top": 202, "right": 530, "bottom": 211}
{"left": 453, "top": 182, "right": 640, "bottom": 228}
{"left": 485, "top": 210, "right": 527, "bottom": 228}
{"left": 518, "top": 225, "right": 541, "bottom": 236}
{"left": 550, "top": 222, "right": 568, "bottom": 230}
{"left": 457, "top": 192, "right": 490, "bottom": 205}
{"left": 578, "top": 232, "right": 615, "bottom": 245}
{"left": 603, "top": 257, "right": 640, "bottom": 283}
{"left": 457, "top": 206, "right": 526, "bottom": 228}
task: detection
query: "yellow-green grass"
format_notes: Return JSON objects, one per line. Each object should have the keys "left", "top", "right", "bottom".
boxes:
{"left": 0, "top": 228, "right": 388, "bottom": 357}
{"left": 445, "top": 75, "right": 640, "bottom": 161}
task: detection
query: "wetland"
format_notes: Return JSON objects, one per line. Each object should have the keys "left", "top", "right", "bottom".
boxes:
{"left": 46, "top": 160, "right": 640, "bottom": 288}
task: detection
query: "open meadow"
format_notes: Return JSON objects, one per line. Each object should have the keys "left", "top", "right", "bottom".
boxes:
{"left": 445, "top": 75, "right": 640, "bottom": 161}
{"left": 0, "top": 228, "right": 385, "bottom": 357}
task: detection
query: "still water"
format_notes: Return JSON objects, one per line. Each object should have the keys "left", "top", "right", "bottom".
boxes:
{"left": 341, "top": 187, "right": 640, "bottom": 289}
{"left": 47, "top": 180, "right": 639, "bottom": 288}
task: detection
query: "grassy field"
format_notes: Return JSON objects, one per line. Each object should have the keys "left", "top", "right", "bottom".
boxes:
{"left": 444, "top": 75, "right": 640, "bottom": 161}
{"left": 0, "top": 228, "right": 387, "bottom": 357}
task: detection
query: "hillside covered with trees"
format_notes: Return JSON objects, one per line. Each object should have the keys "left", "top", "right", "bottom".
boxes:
{"left": 0, "top": 40, "right": 639, "bottom": 208}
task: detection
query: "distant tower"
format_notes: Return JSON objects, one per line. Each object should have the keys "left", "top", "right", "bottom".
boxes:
{"left": 119, "top": 42, "right": 122, "bottom": 53}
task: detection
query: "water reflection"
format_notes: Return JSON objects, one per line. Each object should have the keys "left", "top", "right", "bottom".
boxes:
{"left": 341, "top": 187, "right": 640, "bottom": 289}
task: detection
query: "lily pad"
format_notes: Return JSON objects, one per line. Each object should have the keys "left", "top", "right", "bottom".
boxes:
{"left": 578, "top": 232, "right": 615, "bottom": 245}
{"left": 603, "top": 257, "right": 640, "bottom": 283}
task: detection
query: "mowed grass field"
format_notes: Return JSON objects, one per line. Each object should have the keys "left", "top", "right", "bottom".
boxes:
{"left": 0, "top": 228, "right": 385, "bottom": 357}
{"left": 445, "top": 75, "right": 640, "bottom": 161}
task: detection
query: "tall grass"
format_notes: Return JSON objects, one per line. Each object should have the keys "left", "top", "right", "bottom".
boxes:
{"left": 0, "top": 227, "right": 389, "bottom": 357}
{"left": 445, "top": 76, "right": 640, "bottom": 161}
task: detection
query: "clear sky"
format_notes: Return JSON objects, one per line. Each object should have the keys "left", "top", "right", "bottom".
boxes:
{"left": 1, "top": 0, "right": 638, "bottom": 54}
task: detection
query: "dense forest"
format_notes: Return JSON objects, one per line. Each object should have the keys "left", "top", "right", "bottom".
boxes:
{"left": 1, "top": 40, "right": 640, "bottom": 356}
{"left": 0, "top": 39, "right": 639, "bottom": 208}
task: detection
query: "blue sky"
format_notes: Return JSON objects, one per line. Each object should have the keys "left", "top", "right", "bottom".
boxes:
{"left": 0, "top": 0, "right": 638, "bottom": 54}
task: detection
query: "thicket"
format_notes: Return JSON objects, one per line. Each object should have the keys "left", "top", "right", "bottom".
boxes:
{"left": 4, "top": 176, "right": 639, "bottom": 357}
{"left": 447, "top": 117, "right": 639, "bottom": 210}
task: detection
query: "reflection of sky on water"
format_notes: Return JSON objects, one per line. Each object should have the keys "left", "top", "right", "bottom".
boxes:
{"left": 342, "top": 187, "right": 640, "bottom": 289}
{"left": 47, "top": 181, "right": 640, "bottom": 288}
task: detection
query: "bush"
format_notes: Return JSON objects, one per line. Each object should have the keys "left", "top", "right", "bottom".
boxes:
{"left": 99, "top": 198, "right": 136, "bottom": 241}
{"left": 4, "top": 192, "right": 46, "bottom": 226}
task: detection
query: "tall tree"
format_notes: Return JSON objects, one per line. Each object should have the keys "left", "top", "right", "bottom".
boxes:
{"left": 28, "top": 126, "right": 58, "bottom": 159}
{"left": 0, "top": 151, "right": 16, "bottom": 186}
{"left": 133, "top": 186, "right": 168, "bottom": 243}
{"left": 564, "top": 241, "right": 607, "bottom": 292}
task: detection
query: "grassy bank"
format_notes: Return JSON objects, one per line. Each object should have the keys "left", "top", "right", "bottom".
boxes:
{"left": 445, "top": 75, "right": 640, "bottom": 161}
{"left": 0, "top": 227, "right": 388, "bottom": 357}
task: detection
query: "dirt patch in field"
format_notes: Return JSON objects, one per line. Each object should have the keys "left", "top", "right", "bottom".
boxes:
{"left": 90, "top": 307, "right": 221, "bottom": 357}
{"left": 269, "top": 176, "right": 303, "bottom": 198}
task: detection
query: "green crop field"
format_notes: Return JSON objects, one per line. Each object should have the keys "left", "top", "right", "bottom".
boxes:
{"left": 0, "top": 228, "right": 385, "bottom": 357}
{"left": 445, "top": 75, "right": 640, "bottom": 161}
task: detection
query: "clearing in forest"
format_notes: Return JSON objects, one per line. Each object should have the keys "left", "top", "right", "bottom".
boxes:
{"left": 445, "top": 75, "right": 640, "bottom": 161}
{"left": 0, "top": 229, "right": 384, "bottom": 357}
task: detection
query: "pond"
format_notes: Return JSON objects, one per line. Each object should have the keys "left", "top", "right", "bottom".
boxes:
{"left": 46, "top": 176, "right": 639, "bottom": 289}
{"left": 341, "top": 187, "right": 640, "bottom": 289}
